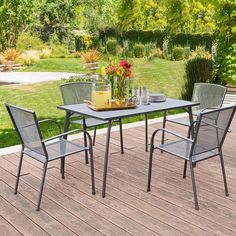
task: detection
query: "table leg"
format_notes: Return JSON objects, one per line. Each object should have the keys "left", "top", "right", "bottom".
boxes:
{"left": 145, "top": 113, "right": 148, "bottom": 152}
{"left": 119, "top": 118, "right": 124, "bottom": 154}
{"left": 82, "top": 117, "right": 89, "bottom": 164}
{"left": 63, "top": 111, "right": 72, "bottom": 135}
{"left": 61, "top": 111, "right": 72, "bottom": 177}
{"left": 102, "top": 120, "right": 112, "bottom": 198}
{"left": 183, "top": 106, "right": 195, "bottom": 177}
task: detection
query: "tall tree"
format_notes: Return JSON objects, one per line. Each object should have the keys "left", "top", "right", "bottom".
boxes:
{"left": 0, "top": 0, "right": 35, "bottom": 50}
{"left": 38, "top": 0, "right": 79, "bottom": 43}
{"left": 166, "top": 0, "right": 192, "bottom": 34}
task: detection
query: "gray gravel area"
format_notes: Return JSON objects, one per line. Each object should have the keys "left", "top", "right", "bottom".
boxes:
{"left": 0, "top": 72, "right": 79, "bottom": 85}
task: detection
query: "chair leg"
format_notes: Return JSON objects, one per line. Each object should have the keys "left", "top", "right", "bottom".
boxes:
{"left": 83, "top": 126, "right": 89, "bottom": 164}
{"left": 189, "top": 161, "right": 199, "bottom": 210}
{"left": 147, "top": 144, "right": 154, "bottom": 192}
{"left": 61, "top": 157, "right": 65, "bottom": 179}
{"left": 219, "top": 153, "right": 229, "bottom": 196}
{"left": 14, "top": 151, "right": 24, "bottom": 194}
{"left": 36, "top": 162, "right": 48, "bottom": 211}
{"left": 161, "top": 112, "right": 166, "bottom": 146}
{"left": 89, "top": 149, "right": 96, "bottom": 195}
{"left": 183, "top": 160, "right": 188, "bottom": 178}
{"left": 119, "top": 118, "right": 124, "bottom": 154}
{"left": 93, "top": 126, "right": 97, "bottom": 146}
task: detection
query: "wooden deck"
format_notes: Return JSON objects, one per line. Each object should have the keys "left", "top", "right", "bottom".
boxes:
{"left": 1, "top": 118, "right": 236, "bottom": 236}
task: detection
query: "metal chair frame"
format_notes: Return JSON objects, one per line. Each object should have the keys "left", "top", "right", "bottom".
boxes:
{"left": 148, "top": 106, "right": 236, "bottom": 210}
{"left": 6, "top": 104, "right": 95, "bottom": 211}
{"left": 60, "top": 82, "right": 124, "bottom": 164}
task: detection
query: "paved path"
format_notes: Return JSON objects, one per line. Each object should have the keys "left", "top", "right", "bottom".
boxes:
{"left": 0, "top": 72, "right": 79, "bottom": 84}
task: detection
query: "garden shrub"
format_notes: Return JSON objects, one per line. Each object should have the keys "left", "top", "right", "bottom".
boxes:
{"left": 133, "top": 44, "right": 145, "bottom": 58}
{"left": 181, "top": 57, "right": 214, "bottom": 101}
{"left": 17, "top": 33, "right": 46, "bottom": 51}
{"left": 172, "top": 46, "right": 185, "bottom": 61}
{"left": 50, "top": 44, "right": 68, "bottom": 58}
{"left": 39, "top": 48, "right": 52, "bottom": 59}
{"left": 16, "top": 53, "right": 37, "bottom": 65}
{"left": 106, "top": 39, "right": 118, "bottom": 55}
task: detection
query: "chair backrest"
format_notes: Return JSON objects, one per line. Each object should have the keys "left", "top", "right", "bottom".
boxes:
{"left": 191, "top": 105, "right": 236, "bottom": 156}
{"left": 192, "top": 83, "right": 227, "bottom": 110}
{"left": 6, "top": 104, "right": 46, "bottom": 156}
{"left": 60, "top": 82, "right": 93, "bottom": 105}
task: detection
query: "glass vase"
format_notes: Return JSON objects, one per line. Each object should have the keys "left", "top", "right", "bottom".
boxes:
{"left": 115, "top": 77, "right": 130, "bottom": 105}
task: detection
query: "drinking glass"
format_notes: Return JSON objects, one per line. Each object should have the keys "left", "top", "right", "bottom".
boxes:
{"left": 132, "top": 87, "right": 140, "bottom": 104}
{"left": 141, "top": 87, "right": 150, "bottom": 105}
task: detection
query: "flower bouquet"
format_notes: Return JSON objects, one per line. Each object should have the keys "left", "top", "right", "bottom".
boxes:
{"left": 102, "top": 60, "right": 132, "bottom": 104}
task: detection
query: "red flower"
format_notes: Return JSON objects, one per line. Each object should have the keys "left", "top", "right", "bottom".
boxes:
{"left": 119, "top": 60, "right": 131, "bottom": 69}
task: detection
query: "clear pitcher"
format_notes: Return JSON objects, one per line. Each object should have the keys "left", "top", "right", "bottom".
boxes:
{"left": 92, "top": 81, "right": 111, "bottom": 108}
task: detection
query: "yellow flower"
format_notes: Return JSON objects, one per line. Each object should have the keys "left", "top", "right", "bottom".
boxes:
{"left": 101, "top": 66, "right": 106, "bottom": 76}
{"left": 117, "top": 66, "right": 125, "bottom": 76}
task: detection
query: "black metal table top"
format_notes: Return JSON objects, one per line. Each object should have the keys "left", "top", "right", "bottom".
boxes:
{"left": 58, "top": 98, "right": 199, "bottom": 121}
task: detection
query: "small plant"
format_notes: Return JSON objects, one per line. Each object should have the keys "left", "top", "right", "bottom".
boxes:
{"left": 133, "top": 44, "right": 145, "bottom": 58}
{"left": 162, "top": 38, "right": 169, "bottom": 59}
{"left": 172, "top": 46, "right": 185, "bottom": 61}
{"left": 153, "top": 48, "right": 163, "bottom": 58}
{"left": 1, "top": 48, "right": 20, "bottom": 61}
{"left": 190, "top": 46, "right": 211, "bottom": 59}
{"left": 16, "top": 53, "right": 36, "bottom": 66}
{"left": 80, "top": 49, "right": 101, "bottom": 63}
{"left": 106, "top": 39, "right": 118, "bottom": 55}
{"left": 70, "top": 51, "right": 81, "bottom": 58}
{"left": 184, "top": 47, "right": 191, "bottom": 59}
{"left": 39, "top": 48, "right": 51, "bottom": 59}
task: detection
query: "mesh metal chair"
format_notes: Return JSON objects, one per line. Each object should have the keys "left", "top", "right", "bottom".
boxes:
{"left": 162, "top": 83, "right": 227, "bottom": 131}
{"left": 148, "top": 105, "right": 236, "bottom": 210}
{"left": 6, "top": 104, "right": 95, "bottom": 211}
{"left": 162, "top": 83, "right": 227, "bottom": 176}
{"left": 60, "top": 82, "right": 124, "bottom": 163}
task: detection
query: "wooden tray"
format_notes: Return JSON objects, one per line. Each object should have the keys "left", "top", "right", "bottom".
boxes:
{"left": 87, "top": 102, "right": 137, "bottom": 111}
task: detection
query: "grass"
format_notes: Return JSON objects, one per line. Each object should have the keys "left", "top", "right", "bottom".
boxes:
{"left": 0, "top": 57, "right": 186, "bottom": 148}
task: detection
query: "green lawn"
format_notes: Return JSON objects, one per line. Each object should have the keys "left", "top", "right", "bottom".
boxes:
{"left": 0, "top": 57, "right": 186, "bottom": 148}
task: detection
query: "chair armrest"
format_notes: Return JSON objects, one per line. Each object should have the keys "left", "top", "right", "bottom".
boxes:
{"left": 151, "top": 128, "right": 193, "bottom": 143}
{"left": 38, "top": 118, "right": 61, "bottom": 134}
{"left": 43, "top": 129, "right": 93, "bottom": 148}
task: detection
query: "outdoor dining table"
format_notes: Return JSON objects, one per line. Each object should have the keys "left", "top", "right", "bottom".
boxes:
{"left": 58, "top": 98, "right": 199, "bottom": 197}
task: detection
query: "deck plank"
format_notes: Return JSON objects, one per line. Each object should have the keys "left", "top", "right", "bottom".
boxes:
{"left": 0, "top": 215, "right": 22, "bottom": 236}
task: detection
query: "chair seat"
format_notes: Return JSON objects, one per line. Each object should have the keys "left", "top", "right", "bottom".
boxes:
{"left": 71, "top": 117, "right": 108, "bottom": 127}
{"left": 24, "top": 139, "right": 87, "bottom": 163}
{"left": 158, "top": 139, "right": 219, "bottom": 162}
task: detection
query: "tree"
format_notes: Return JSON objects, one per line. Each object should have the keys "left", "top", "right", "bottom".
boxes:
{"left": 38, "top": 0, "right": 79, "bottom": 43}
{"left": 166, "top": 0, "right": 192, "bottom": 34}
{"left": 213, "top": 0, "right": 236, "bottom": 84}
{"left": 0, "top": 0, "right": 35, "bottom": 50}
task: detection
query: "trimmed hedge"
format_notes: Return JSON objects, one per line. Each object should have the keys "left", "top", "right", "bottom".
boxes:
{"left": 170, "top": 33, "right": 214, "bottom": 52}
{"left": 181, "top": 57, "right": 214, "bottom": 100}
{"left": 98, "top": 28, "right": 214, "bottom": 52}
